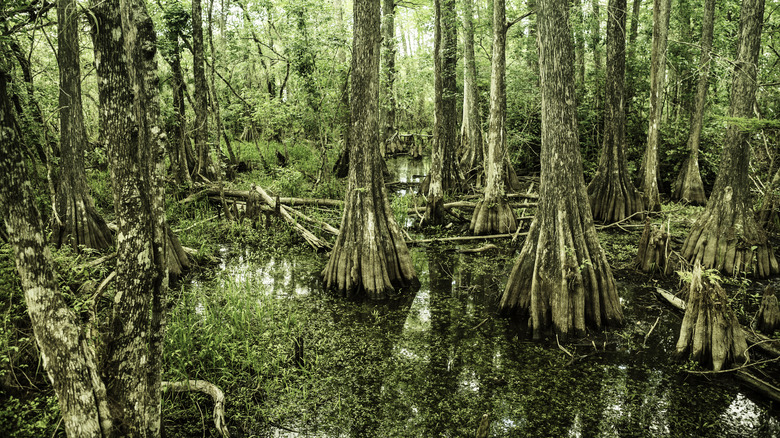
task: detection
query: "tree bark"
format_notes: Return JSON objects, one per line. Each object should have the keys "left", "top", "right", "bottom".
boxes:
{"left": 193, "top": 0, "right": 216, "bottom": 181}
{"left": 571, "top": 0, "right": 586, "bottom": 87}
{"left": 0, "top": 53, "right": 112, "bottom": 438}
{"left": 639, "top": 0, "right": 671, "bottom": 211}
{"left": 459, "top": 0, "right": 484, "bottom": 181}
{"left": 53, "top": 0, "right": 113, "bottom": 251}
{"left": 95, "top": 0, "right": 171, "bottom": 433}
{"left": 675, "top": 264, "right": 748, "bottom": 371}
{"left": 625, "top": 0, "right": 642, "bottom": 116}
{"left": 380, "top": 0, "right": 397, "bottom": 147}
{"left": 586, "top": 0, "right": 644, "bottom": 223}
{"left": 681, "top": 0, "right": 778, "bottom": 278}
{"left": 672, "top": 0, "right": 715, "bottom": 205}
{"left": 469, "top": 0, "right": 517, "bottom": 235}
{"left": 500, "top": 0, "right": 623, "bottom": 339}
{"left": 424, "top": 0, "right": 464, "bottom": 225}
{"left": 322, "top": 0, "right": 418, "bottom": 298}
{"left": 208, "top": 0, "right": 237, "bottom": 168}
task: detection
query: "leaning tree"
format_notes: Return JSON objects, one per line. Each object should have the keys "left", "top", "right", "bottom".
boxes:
{"left": 586, "top": 0, "right": 644, "bottom": 223}
{"left": 672, "top": 0, "right": 715, "bottom": 205}
{"left": 322, "top": 0, "right": 417, "bottom": 298}
{"left": 52, "top": 0, "right": 113, "bottom": 251}
{"left": 681, "top": 0, "right": 778, "bottom": 277}
{"left": 0, "top": 0, "right": 176, "bottom": 433}
{"left": 500, "top": 0, "right": 623, "bottom": 339}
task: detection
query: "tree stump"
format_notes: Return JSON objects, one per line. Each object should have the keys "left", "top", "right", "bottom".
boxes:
{"left": 756, "top": 285, "right": 780, "bottom": 334}
{"left": 675, "top": 264, "right": 748, "bottom": 371}
{"left": 635, "top": 219, "right": 669, "bottom": 273}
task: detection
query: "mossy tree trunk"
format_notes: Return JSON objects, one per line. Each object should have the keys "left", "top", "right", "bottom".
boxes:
{"left": 756, "top": 285, "right": 780, "bottom": 334}
{"left": 53, "top": 0, "right": 113, "bottom": 251}
{"left": 586, "top": 0, "right": 644, "bottom": 223}
{"left": 424, "top": 0, "right": 463, "bottom": 225}
{"left": 469, "top": 0, "right": 516, "bottom": 235}
{"left": 639, "top": 0, "right": 671, "bottom": 211}
{"left": 0, "top": 50, "right": 112, "bottom": 438}
{"left": 672, "top": 0, "right": 714, "bottom": 205}
{"left": 459, "top": 0, "right": 484, "bottom": 183}
{"left": 322, "top": 0, "right": 417, "bottom": 299}
{"left": 681, "top": 0, "right": 778, "bottom": 277}
{"left": 500, "top": 0, "right": 623, "bottom": 340}
{"left": 675, "top": 264, "right": 748, "bottom": 371}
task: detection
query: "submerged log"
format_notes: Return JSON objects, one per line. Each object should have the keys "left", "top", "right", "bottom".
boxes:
{"left": 756, "top": 285, "right": 780, "bottom": 334}
{"left": 252, "top": 185, "right": 331, "bottom": 251}
{"left": 635, "top": 219, "right": 669, "bottom": 273}
{"left": 675, "top": 264, "right": 748, "bottom": 371}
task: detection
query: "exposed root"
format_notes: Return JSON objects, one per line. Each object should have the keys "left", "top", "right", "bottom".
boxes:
{"left": 672, "top": 154, "right": 707, "bottom": 205}
{"left": 675, "top": 264, "right": 748, "bottom": 371}
{"left": 162, "top": 379, "right": 229, "bottom": 438}
{"left": 756, "top": 285, "right": 780, "bottom": 334}
{"left": 587, "top": 165, "right": 645, "bottom": 223}
{"left": 681, "top": 187, "right": 779, "bottom": 277}
{"left": 469, "top": 198, "right": 517, "bottom": 235}
{"left": 52, "top": 193, "right": 113, "bottom": 251}
{"left": 635, "top": 219, "right": 672, "bottom": 273}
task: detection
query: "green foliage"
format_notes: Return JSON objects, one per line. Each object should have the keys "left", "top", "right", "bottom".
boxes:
{"left": 0, "top": 394, "right": 62, "bottom": 438}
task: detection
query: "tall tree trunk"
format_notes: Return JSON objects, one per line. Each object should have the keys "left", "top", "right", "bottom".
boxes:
{"left": 94, "top": 0, "right": 170, "bottom": 433}
{"left": 53, "top": 0, "right": 113, "bottom": 251}
{"left": 209, "top": 0, "right": 237, "bottom": 168}
{"left": 460, "top": 0, "right": 484, "bottom": 181}
{"left": 500, "top": 0, "right": 623, "bottom": 339}
{"left": 639, "top": 0, "right": 671, "bottom": 211}
{"left": 571, "top": 0, "right": 586, "bottom": 87}
{"left": 681, "top": 0, "right": 779, "bottom": 277}
{"left": 625, "top": 0, "right": 642, "bottom": 116}
{"left": 0, "top": 54, "right": 112, "bottom": 438}
{"left": 193, "top": 0, "right": 215, "bottom": 181}
{"left": 322, "top": 0, "right": 417, "bottom": 298}
{"left": 590, "top": 0, "right": 603, "bottom": 122}
{"left": 470, "top": 0, "right": 517, "bottom": 235}
{"left": 672, "top": 0, "right": 715, "bottom": 205}
{"left": 170, "top": 42, "right": 194, "bottom": 187}
{"left": 380, "top": 0, "right": 397, "bottom": 147}
{"left": 586, "top": 0, "right": 644, "bottom": 222}
{"left": 424, "top": 0, "right": 464, "bottom": 225}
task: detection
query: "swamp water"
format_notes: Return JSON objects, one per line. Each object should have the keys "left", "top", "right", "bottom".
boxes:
{"left": 171, "top": 247, "right": 780, "bottom": 437}
{"left": 165, "top": 156, "right": 780, "bottom": 437}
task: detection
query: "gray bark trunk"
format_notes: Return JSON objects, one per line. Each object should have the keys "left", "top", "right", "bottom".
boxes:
{"left": 500, "top": 0, "right": 623, "bottom": 339}
{"left": 469, "top": 0, "right": 517, "bottom": 235}
{"left": 639, "top": 0, "right": 671, "bottom": 211}
{"left": 193, "top": 0, "right": 215, "bottom": 181}
{"left": 672, "top": 0, "right": 715, "bottom": 205}
{"left": 53, "top": 0, "right": 113, "bottom": 251}
{"left": 586, "top": 0, "right": 644, "bottom": 222}
{"left": 380, "top": 0, "right": 397, "bottom": 146}
{"left": 322, "top": 0, "right": 417, "bottom": 298}
{"left": 459, "top": 0, "right": 484, "bottom": 181}
{"left": 0, "top": 59, "right": 112, "bottom": 438}
{"left": 681, "top": 0, "right": 778, "bottom": 277}
{"left": 425, "top": 0, "right": 463, "bottom": 225}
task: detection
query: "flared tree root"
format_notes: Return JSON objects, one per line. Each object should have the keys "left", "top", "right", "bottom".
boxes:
{"left": 681, "top": 188, "right": 779, "bottom": 277}
{"left": 52, "top": 193, "right": 113, "bottom": 251}
{"left": 756, "top": 285, "right": 780, "bottom": 334}
{"left": 469, "top": 198, "right": 517, "bottom": 235}
{"left": 635, "top": 220, "right": 679, "bottom": 274}
{"left": 675, "top": 264, "right": 748, "bottom": 371}
{"left": 500, "top": 201, "right": 624, "bottom": 340}
{"left": 322, "top": 190, "right": 417, "bottom": 299}
{"left": 672, "top": 155, "right": 707, "bottom": 205}
{"left": 165, "top": 225, "right": 191, "bottom": 279}
{"left": 587, "top": 169, "right": 645, "bottom": 223}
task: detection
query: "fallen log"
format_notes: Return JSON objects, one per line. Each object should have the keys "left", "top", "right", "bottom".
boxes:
{"left": 162, "top": 380, "right": 229, "bottom": 438}
{"left": 252, "top": 185, "right": 331, "bottom": 251}
{"left": 657, "top": 287, "right": 780, "bottom": 358}
{"left": 406, "top": 232, "right": 528, "bottom": 245}
{"left": 735, "top": 370, "right": 780, "bottom": 404}
{"left": 182, "top": 187, "right": 344, "bottom": 208}
{"left": 407, "top": 201, "right": 537, "bottom": 214}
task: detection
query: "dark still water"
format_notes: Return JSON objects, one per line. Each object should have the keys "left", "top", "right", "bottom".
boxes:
{"left": 177, "top": 244, "right": 780, "bottom": 438}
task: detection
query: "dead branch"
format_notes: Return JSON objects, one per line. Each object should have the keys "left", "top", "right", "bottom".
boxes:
{"left": 406, "top": 232, "right": 528, "bottom": 245}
